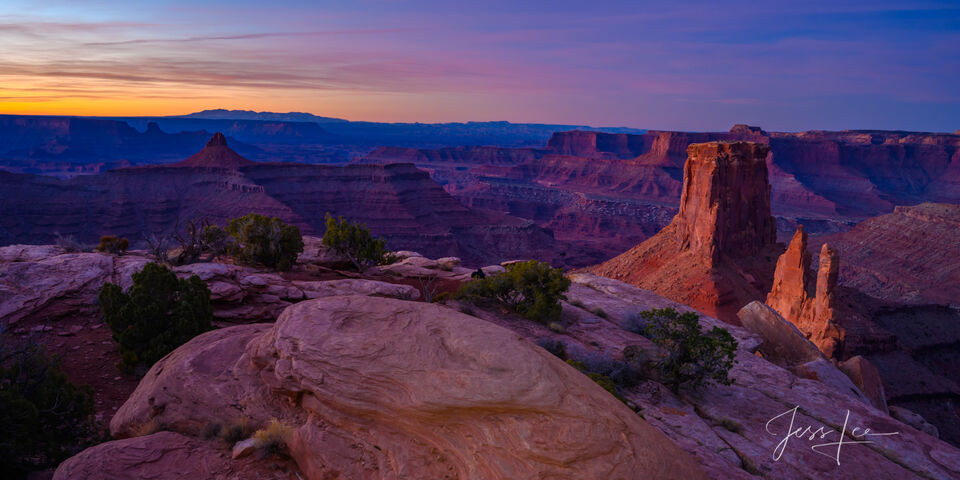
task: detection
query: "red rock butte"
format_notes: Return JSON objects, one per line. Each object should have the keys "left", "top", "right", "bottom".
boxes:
{"left": 586, "top": 141, "right": 782, "bottom": 323}
{"left": 172, "top": 132, "right": 257, "bottom": 168}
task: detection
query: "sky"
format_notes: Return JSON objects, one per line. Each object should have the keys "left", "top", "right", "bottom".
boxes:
{"left": 0, "top": 0, "right": 957, "bottom": 131}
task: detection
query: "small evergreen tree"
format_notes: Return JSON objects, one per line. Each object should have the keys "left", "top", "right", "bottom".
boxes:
{"left": 455, "top": 260, "right": 571, "bottom": 323}
{"left": 321, "top": 213, "right": 392, "bottom": 270}
{"left": 0, "top": 338, "right": 98, "bottom": 477}
{"left": 641, "top": 308, "right": 738, "bottom": 393}
{"left": 227, "top": 214, "right": 303, "bottom": 271}
{"left": 99, "top": 263, "right": 213, "bottom": 371}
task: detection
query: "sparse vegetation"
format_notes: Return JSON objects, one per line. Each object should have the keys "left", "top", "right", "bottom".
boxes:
{"left": 144, "top": 233, "right": 171, "bottom": 263}
{"left": 417, "top": 275, "right": 441, "bottom": 303}
{"left": 219, "top": 417, "right": 256, "bottom": 444}
{"left": 98, "top": 262, "right": 213, "bottom": 371}
{"left": 96, "top": 235, "right": 129, "bottom": 254}
{"left": 54, "top": 232, "right": 83, "bottom": 252}
{"left": 718, "top": 416, "right": 743, "bottom": 434}
{"left": 547, "top": 322, "right": 566, "bottom": 334}
{"left": 321, "top": 213, "right": 392, "bottom": 270}
{"left": 227, "top": 213, "right": 304, "bottom": 271}
{"left": 252, "top": 418, "right": 293, "bottom": 459}
{"left": 453, "top": 260, "right": 571, "bottom": 324}
{"left": 640, "top": 308, "right": 738, "bottom": 393}
{"left": 0, "top": 333, "right": 99, "bottom": 477}
{"left": 569, "top": 299, "right": 585, "bottom": 309}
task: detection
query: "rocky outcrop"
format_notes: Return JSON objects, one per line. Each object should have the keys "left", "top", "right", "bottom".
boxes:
{"left": 839, "top": 355, "right": 889, "bottom": 415}
{"left": 0, "top": 242, "right": 419, "bottom": 325}
{"left": 736, "top": 301, "right": 822, "bottom": 367}
{"left": 820, "top": 203, "right": 960, "bottom": 306}
{"left": 475, "top": 273, "right": 960, "bottom": 479}
{"left": 90, "top": 296, "right": 708, "bottom": 480}
{"left": 766, "top": 227, "right": 845, "bottom": 358}
{"left": 586, "top": 142, "right": 781, "bottom": 322}
{"left": 737, "top": 301, "right": 878, "bottom": 409}
{"left": 53, "top": 431, "right": 298, "bottom": 480}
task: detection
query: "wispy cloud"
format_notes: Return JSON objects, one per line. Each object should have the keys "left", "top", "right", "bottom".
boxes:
{"left": 0, "top": 0, "right": 956, "bottom": 130}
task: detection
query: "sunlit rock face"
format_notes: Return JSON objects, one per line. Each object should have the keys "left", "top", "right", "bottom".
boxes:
{"left": 586, "top": 141, "right": 781, "bottom": 323}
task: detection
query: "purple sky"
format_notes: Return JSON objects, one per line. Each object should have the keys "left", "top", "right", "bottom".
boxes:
{"left": 0, "top": 0, "right": 958, "bottom": 131}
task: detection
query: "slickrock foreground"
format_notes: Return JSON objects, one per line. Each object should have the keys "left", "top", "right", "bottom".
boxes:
{"left": 587, "top": 141, "right": 781, "bottom": 322}
{"left": 2, "top": 244, "right": 957, "bottom": 478}
{"left": 59, "top": 296, "right": 707, "bottom": 480}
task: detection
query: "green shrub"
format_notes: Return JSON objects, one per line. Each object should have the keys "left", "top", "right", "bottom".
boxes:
{"left": 96, "top": 235, "right": 129, "bottom": 254}
{"left": 641, "top": 308, "right": 738, "bottom": 393}
{"left": 202, "top": 225, "right": 231, "bottom": 257}
{"left": 454, "top": 260, "right": 570, "bottom": 324}
{"left": 321, "top": 213, "right": 392, "bottom": 270}
{"left": 99, "top": 262, "right": 213, "bottom": 371}
{"left": 227, "top": 214, "right": 303, "bottom": 271}
{"left": 0, "top": 340, "right": 98, "bottom": 477}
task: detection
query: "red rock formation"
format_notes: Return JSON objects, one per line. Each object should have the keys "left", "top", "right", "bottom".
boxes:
{"left": 766, "top": 227, "right": 844, "bottom": 358}
{"left": 170, "top": 132, "right": 255, "bottom": 168}
{"left": 361, "top": 127, "right": 959, "bottom": 266}
{"left": 586, "top": 142, "right": 781, "bottom": 323}
{"left": 819, "top": 202, "right": 960, "bottom": 306}
{"left": 92, "top": 296, "right": 708, "bottom": 480}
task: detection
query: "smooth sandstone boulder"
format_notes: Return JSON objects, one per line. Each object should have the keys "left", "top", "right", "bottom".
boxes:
{"left": 737, "top": 301, "right": 822, "bottom": 366}
{"left": 839, "top": 355, "right": 889, "bottom": 414}
{"left": 106, "top": 296, "right": 707, "bottom": 480}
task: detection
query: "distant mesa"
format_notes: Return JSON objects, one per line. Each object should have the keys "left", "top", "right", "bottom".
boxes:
{"left": 170, "top": 132, "right": 256, "bottom": 168}
{"left": 728, "top": 124, "right": 768, "bottom": 136}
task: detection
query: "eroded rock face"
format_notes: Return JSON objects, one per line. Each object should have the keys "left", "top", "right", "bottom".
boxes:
{"left": 765, "top": 227, "right": 844, "bottom": 358}
{"left": 820, "top": 203, "right": 960, "bottom": 306}
{"left": 673, "top": 142, "right": 776, "bottom": 260}
{"left": 586, "top": 142, "right": 781, "bottom": 322}
{"left": 102, "top": 296, "right": 707, "bottom": 480}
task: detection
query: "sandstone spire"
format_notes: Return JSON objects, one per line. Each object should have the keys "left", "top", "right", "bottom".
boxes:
{"left": 586, "top": 141, "right": 781, "bottom": 323}
{"left": 765, "top": 228, "right": 843, "bottom": 358}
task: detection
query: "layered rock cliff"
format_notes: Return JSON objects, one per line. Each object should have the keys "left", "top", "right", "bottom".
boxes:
{"left": 0, "top": 134, "right": 560, "bottom": 266}
{"left": 819, "top": 202, "right": 960, "bottom": 306}
{"left": 586, "top": 142, "right": 782, "bottom": 322}
{"left": 361, "top": 126, "right": 960, "bottom": 265}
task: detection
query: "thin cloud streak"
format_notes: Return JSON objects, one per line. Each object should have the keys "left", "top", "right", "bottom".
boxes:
{"left": 0, "top": 0, "right": 956, "bottom": 131}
